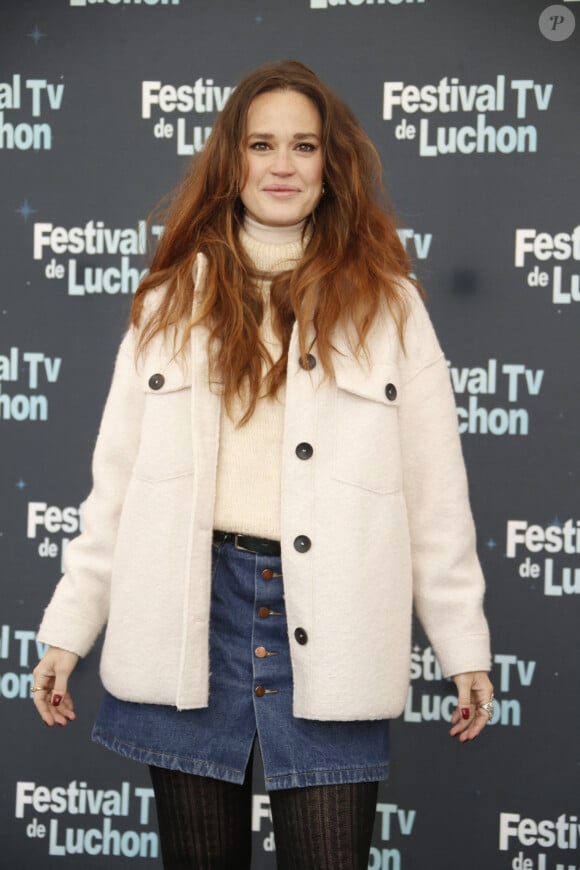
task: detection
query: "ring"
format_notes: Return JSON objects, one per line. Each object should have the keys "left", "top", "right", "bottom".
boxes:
{"left": 478, "top": 693, "right": 494, "bottom": 720}
{"left": 30, "top": 685, "right": 46, "bottom": 694}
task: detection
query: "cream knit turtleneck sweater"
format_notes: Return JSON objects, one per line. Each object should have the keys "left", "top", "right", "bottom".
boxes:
{"left": 212, "top": 216, "right": 307, "bottom": 540}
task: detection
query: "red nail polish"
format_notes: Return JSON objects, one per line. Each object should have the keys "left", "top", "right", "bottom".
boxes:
{"left": 51, "top": 694, "right": 62, "bottom": 707}
{"left": 461, "top": 707, "right": 470, "bottom": 720}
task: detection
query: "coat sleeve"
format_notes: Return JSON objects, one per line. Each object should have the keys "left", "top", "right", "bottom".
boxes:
{"left": 37, "top": 328, "right": 145, "bottom": 657}
{"left": 397, "top": 291, "right": 492, "bottom": 678}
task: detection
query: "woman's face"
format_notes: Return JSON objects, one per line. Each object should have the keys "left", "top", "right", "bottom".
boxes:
{"left": 240, "top": 89, "right": 324, "bottom": 227}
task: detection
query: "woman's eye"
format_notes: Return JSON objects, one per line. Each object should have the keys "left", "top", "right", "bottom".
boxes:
{"left": 248, "top": 141, "right": 317, "bottom": 153}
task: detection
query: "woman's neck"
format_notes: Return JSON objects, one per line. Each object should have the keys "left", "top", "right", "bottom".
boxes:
{"left": 243, "top": 213, "right": 307, "bottom": 245}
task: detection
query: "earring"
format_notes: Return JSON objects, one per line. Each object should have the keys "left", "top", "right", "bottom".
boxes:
{"left": 321, "top": 182, "right": 326, "bottom": 195}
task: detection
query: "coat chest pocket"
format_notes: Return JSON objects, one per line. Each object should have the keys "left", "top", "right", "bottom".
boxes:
{"left": 133, "top": 364, "right": 194, "bottom": 482}
{"left": 333, "top": 363, "right": 402, "bottom": 494}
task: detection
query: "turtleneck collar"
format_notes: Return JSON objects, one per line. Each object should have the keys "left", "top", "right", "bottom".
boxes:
{"left": 240, "top": 213, "right": 311, "bottom": 274}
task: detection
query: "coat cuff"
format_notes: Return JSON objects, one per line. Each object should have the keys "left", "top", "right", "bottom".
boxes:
{"left": 37, "top": 607, "right": 103, "bottom": 658}
{"left": 432, "top": 632, "right": 492, "bottom": 679}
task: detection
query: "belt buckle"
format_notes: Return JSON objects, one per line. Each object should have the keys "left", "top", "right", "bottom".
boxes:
{"left": 234, "top": 534, "right": 255, "bottom": 554}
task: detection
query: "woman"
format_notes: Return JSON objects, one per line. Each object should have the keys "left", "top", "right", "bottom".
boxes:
{"left": 33, "top": 60, "right": 493, "bottom": 869}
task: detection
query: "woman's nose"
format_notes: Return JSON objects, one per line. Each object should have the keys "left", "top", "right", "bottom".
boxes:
{"left": 270, "top": 149, "right": 295, "bottom": 174}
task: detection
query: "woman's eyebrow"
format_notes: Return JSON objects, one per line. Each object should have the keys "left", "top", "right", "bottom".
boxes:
{"left": 246, "top": 132, "right": 320, "bottom": 141}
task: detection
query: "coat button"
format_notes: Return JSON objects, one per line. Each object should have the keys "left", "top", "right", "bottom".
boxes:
{"left": 293, "top": 535, "right": 311, "bottom": 553}
{"left": 385, "top": 383, "right": 397, "bottom": 401}
{"left": 299, "top": 353, "right": 316, "bottom": 371}
{"left": 148, "top": 373, "right": 165, "bottom": 391}
{"left": 261, "top": 568, "right": 274, "bottom": 581}
{"left": 295, "top": 442, "right": 313, "bottom": 460}
{"left": 294, "top": 627, "right": 308, "bottom": 645}
{"left": 258, "top": 606, "right": 271, "bottom": 618}
{"left": 255, "top": 685, "right": 266, "bottom": 697}
{"left": 255, "top": 646, "right": 267, "bottom": 659}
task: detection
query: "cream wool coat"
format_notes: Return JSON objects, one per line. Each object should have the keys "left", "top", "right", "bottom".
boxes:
{"left": 38, "top": 254, "right": 491, "bottom": 720}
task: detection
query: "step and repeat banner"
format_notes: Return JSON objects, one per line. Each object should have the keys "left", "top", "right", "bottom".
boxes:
{"left": 1, "top": 1, "right": 578, "bottom": 867}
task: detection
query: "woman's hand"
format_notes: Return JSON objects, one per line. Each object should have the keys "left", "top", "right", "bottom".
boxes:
{"left": 449, "top": 670, "right": 494, "bottom": 742}
{"left": 32, "top": 646, "right": 79, "bottom": 727}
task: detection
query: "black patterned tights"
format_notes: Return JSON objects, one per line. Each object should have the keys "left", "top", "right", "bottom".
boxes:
{"left": 149, "top": 764, "right": 378, "bottom": 870}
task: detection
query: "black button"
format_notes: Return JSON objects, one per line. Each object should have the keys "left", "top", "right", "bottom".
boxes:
{"left": 299, "top": 353, "right": 316, "bottom": 371}
{"left": 293, "top": 535, "right": 311, "bottom": 553}
{"left": 149, "top": 373, "right": 165, "bottom": 391}
{"left": 385, "top": 383, "right": 397, "bottom": 401}
{"left": 294, "top": 627, "right": 308, "bottom": 645}
{"left": 295, "top": 442, "right": 313, "bottom": 460}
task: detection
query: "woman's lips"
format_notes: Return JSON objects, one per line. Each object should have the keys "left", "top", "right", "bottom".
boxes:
{"left": 263, "top": 186, "right": 300, "bottom": 197}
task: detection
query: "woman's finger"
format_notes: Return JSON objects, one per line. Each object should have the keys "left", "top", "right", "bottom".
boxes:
{"left": 32, "top": 648, "right": 78, "bottom": 727}
{"left": 449, "top": 671, "right": 494, "bottom": 742}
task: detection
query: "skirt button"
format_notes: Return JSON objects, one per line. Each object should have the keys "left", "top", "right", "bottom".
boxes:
{"left": 255, "top": 685, "right": 266, "bottom": 697}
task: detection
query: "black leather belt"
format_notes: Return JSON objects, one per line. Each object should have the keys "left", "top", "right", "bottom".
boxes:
{"left": 213, "top": 530, "right": 281, "bottom": 557}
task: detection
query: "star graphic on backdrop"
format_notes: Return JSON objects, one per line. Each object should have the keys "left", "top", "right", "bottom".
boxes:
{"left": 16, "top": 479, "right": 29, "bottom": 490}
{"left": 16, "top": 200, "right": 37, "bottom": 222}
{"left": 255, "top": 15, "right": 263, "bottom": 23}
{"left": 549, "top": 515, "right": 562, "bottom": 527}
{"left": 28, "top": 25, "right": 45, "bottom": 46}
{"left": 484, "top": 538, "right": 497, "bottom": 550}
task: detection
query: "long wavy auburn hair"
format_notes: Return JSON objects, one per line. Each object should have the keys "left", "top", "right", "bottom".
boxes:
{"left": 131, "top": 60, "right": 420, "bottom": 423}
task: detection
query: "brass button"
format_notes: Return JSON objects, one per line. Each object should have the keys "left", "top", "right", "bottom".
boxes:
{"left": 255, "top": 646, "right": 267, "bottom": 659}
{"left": 261, "top": 568, "right": 274, "bottom": 581}
{"left": 258, "top": 606, "right": 271, "bottom": 618}
{"left": 255, "top": 685, "right": 266, "bottom": 697}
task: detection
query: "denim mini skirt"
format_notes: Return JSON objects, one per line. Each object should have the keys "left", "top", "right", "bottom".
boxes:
{"left": 92, "top": 538, "right": 390, "bottom": 791}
